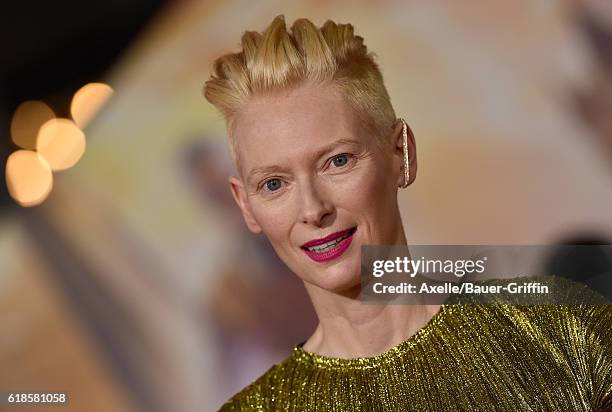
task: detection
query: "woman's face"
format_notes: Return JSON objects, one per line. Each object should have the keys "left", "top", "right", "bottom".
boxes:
{"left": 229, "top": 82, "right": 413, "bottom": 293}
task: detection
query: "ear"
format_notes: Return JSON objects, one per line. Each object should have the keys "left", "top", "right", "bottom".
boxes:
{"left": 229, "top": 175, "right": 262, "bottom": 234}
{"left": 391, "top": 119, "right": 418, "bottom": 187}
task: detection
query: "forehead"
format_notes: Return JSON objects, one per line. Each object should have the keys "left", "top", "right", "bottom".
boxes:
{"left": 232, "top": 83, "right": 364, "bottom": 177}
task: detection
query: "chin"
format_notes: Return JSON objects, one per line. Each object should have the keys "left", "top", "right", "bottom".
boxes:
{"left": 307, "top": 258, "right": 361, "bottom": 293}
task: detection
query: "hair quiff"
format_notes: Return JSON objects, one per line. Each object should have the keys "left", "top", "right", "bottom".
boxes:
{"left": 203, "top": 15, "right": 396, "bottom": 165}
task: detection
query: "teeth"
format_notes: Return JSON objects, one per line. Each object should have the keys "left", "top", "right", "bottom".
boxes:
{"left": 306, "top": 233, "right": 350, "bottom": 253}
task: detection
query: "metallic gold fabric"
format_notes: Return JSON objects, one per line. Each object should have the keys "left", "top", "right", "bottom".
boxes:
{"left": 219, "top": 278, "right": 612, "bottom": 411}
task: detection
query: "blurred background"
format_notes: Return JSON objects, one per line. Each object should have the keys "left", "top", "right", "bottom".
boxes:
{"left": 1, "top": 0, "right": 612, "bottom": 410}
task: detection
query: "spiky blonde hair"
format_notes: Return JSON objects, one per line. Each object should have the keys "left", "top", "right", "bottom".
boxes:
{"left": 203, "top": 15, "right": 396, "bottom": 166}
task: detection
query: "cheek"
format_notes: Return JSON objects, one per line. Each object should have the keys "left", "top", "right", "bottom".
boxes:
{"left": 337, "top": 161, "right": 395, "bottom": 213}
{"left": 251, "top": 199, "right": 294, "bottom": 242}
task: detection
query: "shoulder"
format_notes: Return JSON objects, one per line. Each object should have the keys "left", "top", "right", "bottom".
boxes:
{"left": 217, "top": 355, "right": 295, "bottom": 412}
{"left": 217, "top": 366, "right": 274, "bottom": 412}
{"left": 443, "top": 276, "right": 612, "bottom": 360}
{"left": 456, "top": 276, "right": 612, "bottom": 407}
{"left": 461, "top": 275, "right": 611, "bottom": 328}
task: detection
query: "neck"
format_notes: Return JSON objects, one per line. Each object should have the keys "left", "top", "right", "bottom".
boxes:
{"left": 303, "top": 286, "right": 441, "bottom": 358}
{"left": 301, "top": 223, "right": 442, "bottom": 359}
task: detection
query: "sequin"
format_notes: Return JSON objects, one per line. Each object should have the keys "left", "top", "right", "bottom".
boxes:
{"left": 218, "top": 277, "right": 612, "bottom": 411}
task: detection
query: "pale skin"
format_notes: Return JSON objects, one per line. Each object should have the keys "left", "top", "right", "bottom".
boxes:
{"left": 228, "top": 81, "right": 441, "bottom": 359}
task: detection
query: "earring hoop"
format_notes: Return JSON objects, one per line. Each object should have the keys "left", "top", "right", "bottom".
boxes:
{"left": 400, "top": 119, "right": 410, "bottom": 188}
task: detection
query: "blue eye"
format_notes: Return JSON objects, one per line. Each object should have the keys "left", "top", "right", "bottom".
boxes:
{"left": 331, "top": 154, "right": 349, "bottom": 168}
{"left": 264, "top": 178, "right": 282, "bottom": 191}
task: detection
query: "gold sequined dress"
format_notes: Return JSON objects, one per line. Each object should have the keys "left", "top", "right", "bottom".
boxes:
{"left": 218, "top": 277, "right": 612, "bottom": 411}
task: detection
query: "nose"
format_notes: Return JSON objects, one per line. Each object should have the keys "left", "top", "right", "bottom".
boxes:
{"left": 298, "top": 177, "right": 334, "bottom": 227}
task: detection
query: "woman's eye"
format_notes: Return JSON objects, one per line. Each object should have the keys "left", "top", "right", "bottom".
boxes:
{"left": 264, "top": 178, "right": 282, "bottom": 192}
{"left": 331, "top": 154, "right": 350, "bottom": 168}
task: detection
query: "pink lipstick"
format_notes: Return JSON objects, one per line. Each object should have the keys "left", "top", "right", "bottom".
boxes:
{"left": 301, "top": 226, "right": 357, "bottom": 263}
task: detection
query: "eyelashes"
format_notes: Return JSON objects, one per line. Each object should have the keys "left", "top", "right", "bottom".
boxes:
{"left": 257, "top": 153, "right": 357, "bottom": 195}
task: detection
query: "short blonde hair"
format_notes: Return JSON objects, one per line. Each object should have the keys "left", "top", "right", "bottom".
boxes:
{"left": 203, "top": 15, "right": 396, "bottom": 166}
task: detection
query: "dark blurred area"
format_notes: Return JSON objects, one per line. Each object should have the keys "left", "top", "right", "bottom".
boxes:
{"left": 0, "top": 0, "right": 166, "bottom": 210}
{"left": 545, "top": 234, "right": 612, "bottom": 301}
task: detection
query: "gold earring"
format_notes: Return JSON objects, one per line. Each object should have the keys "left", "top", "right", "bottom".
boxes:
{"left": 399, "top": 119, "right": 410, "bottom": 189}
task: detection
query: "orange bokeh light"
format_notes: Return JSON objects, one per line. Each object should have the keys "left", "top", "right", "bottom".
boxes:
{"left": 10, "top": 101, "right": 55, "bottom": 150}
{"left": 5, "top": 150, "right": 54, "bottom": 207}
{"left": 36, "top": 119, "right": 86, "bottom": 171}
{"left": 70, "top": 82, "right": 113, "bottom": 129}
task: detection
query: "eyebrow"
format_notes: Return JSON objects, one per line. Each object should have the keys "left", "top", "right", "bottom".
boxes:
{"left": 246, "top": 138, "right": 362, "bottom": 185}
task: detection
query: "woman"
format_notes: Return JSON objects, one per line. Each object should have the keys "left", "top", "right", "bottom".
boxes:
{"left": 204, "top": 15, "right": 612, "bottom": 411}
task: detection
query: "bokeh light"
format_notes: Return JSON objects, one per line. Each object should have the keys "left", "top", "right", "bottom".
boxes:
{"left": 37, "top": 118, "right": 86, "bottom": 171}
{"left": 70, "top": 82, "right": 113, "bottom": 129}
{"left": 10, "top": 100, "right": 56, "bottom": 150}
{"left": 5, "top": 150, "right": 54, "bottom": 207}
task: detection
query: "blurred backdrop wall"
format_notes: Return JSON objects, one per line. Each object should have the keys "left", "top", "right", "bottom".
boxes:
{"left": 1, "top": 0, "right": 612, "bottom": 411}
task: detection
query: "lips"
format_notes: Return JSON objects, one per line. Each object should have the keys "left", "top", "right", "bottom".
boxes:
{"left": 300, "top": 226, "right": 357, "bottom": 263}
{"left": 301, "top": 227, "right": 357, "bottom": 249}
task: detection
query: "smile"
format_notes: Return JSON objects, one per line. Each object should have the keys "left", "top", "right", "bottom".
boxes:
{"left": 301, "top": 226, "right": 357, "bottom": 263}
